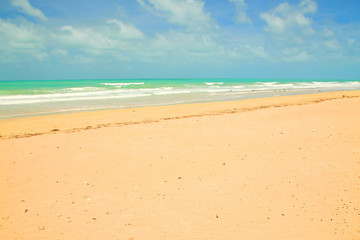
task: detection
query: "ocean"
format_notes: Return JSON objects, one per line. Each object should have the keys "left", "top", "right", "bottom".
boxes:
{"left": 0, "top": 78, "right": 359, "bottom": 119}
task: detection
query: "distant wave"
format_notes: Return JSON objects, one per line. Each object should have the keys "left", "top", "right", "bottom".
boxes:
{"left": 1, "top": 80, "right": 360, "bottom": 119}
{"left": 204, "top": 82, "right": 224, "bottom": 86}
{"left": 101, "top": 82, "right": 144, "bottom": 87}
{"left": 0, "top": 90, "right": 151, "bottom": 105}
{"left": 62, "top": 87, "right": 103, "bottom": 92}
{"left": 155, "top": 90, "right": 191, "bottom": 95}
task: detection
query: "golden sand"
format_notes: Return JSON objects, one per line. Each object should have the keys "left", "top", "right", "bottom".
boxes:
{"left": 1, "top": 91, "right": 360, "bottom": 239}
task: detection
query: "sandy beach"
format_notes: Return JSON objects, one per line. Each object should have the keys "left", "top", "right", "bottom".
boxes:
{"left": 1, "top": 90, "right": 360, "bottom": 240}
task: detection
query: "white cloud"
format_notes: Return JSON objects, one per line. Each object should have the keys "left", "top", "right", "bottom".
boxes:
{"left": 50, "top": 18, "right": 269, "bottom": 65}
{"left": 32, "top": 52, "right": 48, "bottom": 60}
{"left": 0, "top": 18, "right": 46, "bottom": 61}
{"left": 279, "top": 47, "right": 307, "bottom": 61}
{"left": 153, "top": 30, "right": 221, "bottom": 56}
{"left": 51, "top": 48, "right": 69, "bottom": 57}
{"left": 348, "top": 38, "right": 359, "bottom": 47}
{"left": 55, "top": 25, "right": 115, "bottom": 52}
{"left": 323, "top": 40, "right": 341, "bottom": 50}
{"left": 290, "top": 51, "right": 313, "bottom": 61}
{"left": 10, "top": 0, "right": 47, "bottom": 21}
{"left": 53, "top": 20, "right": 144, "bottom": 56}
{"left": 322, "top": 28, "right": 335, "bottom": 37}
{"left": 229, "top": 0, "right": 251, "bottom": 24}
{"left": 224, "top": 40, "right": 270, "bottom": 60}
{"left": 282, "top": 50, "right": 313, "bottom": 62}
{"left": 134, "top": 0, "right": 233, "bottom": 62}
{"left": 260, "top": 0, "right": 317, "bottom": 35}
{"left": 106, "top": 19, "right": 144, "bottom": 39}
{"left": 2, "top": 0, "right": 269, "bottom": 65}
{"left": 137, "top": 0, "right": 216, "bottom": 31}
{"left": 244, "top": 45, "right": 270, "bottom": 59}
{"left": 281, "top": 47, "right": 300, "bottom": 56}
{"left": 299, "top": 0, "right": 317, "bottom": 14}
{"left": 51, "top": 23, "right": 144, "bottom": 62}
{"left": 347, "top": 38, "right": 360, "bottom": 57}
{"left": 259, "top": 2, "right": 360, "bottom": 63}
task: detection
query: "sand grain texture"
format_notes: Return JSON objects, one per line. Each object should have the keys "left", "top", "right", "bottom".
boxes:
{"left": 1, "top": 92, "right": 360, "bottom": 240}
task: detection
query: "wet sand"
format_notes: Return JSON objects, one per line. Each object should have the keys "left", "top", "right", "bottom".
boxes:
{"left": 1, "top": 91, "right": 360, "bottom": 239}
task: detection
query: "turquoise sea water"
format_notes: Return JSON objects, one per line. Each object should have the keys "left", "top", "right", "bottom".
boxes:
{"left": 0, "top": 78, "right": 359, "bottom": 119}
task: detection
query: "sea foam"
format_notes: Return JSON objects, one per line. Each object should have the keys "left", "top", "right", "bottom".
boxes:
{"left": 1, "top": 79, "right": 359, "bottom": 119}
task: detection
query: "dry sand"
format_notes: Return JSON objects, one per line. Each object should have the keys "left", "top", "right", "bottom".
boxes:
{"left": 0, "top": 91, "right": 360, "bottom": 240}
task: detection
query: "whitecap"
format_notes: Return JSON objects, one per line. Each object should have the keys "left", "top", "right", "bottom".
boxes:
{"left": 101, "top": 82, "right": 144, "bottom": 87}
{"left": 204, "top": 82, "right": 224, "bottom": 86}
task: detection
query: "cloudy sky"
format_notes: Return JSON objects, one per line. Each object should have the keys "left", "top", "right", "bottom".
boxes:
{"left": 0, "top": 0, "right": 359, "bottom": 80}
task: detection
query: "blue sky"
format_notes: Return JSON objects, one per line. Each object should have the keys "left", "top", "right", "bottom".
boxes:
{"left": 0, "top": 0, "right": 359, "bottom": 80}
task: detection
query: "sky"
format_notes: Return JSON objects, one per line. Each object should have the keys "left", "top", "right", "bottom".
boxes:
{"left": 0, "top": 0, "right": 360, "bottom": 80}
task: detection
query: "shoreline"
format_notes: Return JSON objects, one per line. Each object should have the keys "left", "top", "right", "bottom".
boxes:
{"left": 1, "top": 79, "right": 360, "bottom": 121}
{"left": 1, "top": 90, "right": 360, "bottom": 139}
